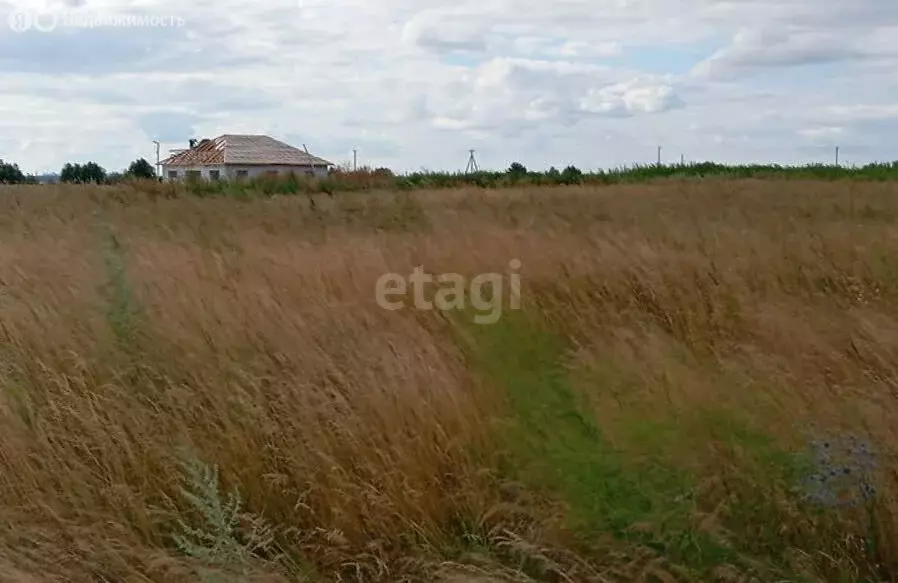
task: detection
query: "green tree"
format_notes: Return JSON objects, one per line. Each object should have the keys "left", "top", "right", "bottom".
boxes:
{"left": 59, "top": 162, "right": 78, "bottom": 183}
{"left": 82, "top": 161, "right": 107, "bottom": 183}
{"left": 507, "top": 162, "right": 528, "bottom": 177}
{"left": 560, "top": 164, "right": 583, "bottom": 185}
{"left": 0, "top": 159, "right": 28, "bottom": 184}
{"left": 60, "top": 161, "right": 108, "bottom": 184}
{"left": 125, "top": 158, "right": 156, "bottom": 179}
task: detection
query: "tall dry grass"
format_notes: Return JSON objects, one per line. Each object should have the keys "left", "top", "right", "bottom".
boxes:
{"left": 1, "top": 180, "right": 898, "bottom": 581}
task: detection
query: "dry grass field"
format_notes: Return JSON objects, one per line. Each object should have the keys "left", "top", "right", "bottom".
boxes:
{"left": 2, "top": 179, "right": 898, "bottom": 582}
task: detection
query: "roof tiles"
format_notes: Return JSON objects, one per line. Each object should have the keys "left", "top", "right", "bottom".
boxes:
{"left": 161, "top": 134, "right": 332, "bottom": 167}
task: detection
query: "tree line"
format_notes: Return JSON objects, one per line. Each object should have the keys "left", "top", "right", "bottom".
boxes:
{"left": 4, "top": 155, "right": 898, "bottom": 190}
{"left": 0, "top": 159, "right": 37, "bottom": 184}
{"left": 0, "top": 157, "right": 157, "bottom": 184}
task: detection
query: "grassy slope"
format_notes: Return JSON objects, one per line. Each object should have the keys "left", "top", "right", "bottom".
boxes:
{"left": 1, "top": 180, "right": 897, "bottom": 581}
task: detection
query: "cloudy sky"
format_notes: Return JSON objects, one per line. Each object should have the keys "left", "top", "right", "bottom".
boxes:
{"left": 1, "top": 0, "right": 896, "bottom": 174}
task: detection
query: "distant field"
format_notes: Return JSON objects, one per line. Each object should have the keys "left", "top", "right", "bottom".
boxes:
{"left": 2, "top": 179, "right": 898, "bottom": 582}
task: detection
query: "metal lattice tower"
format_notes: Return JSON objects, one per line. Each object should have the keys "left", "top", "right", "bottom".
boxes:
{"left": 465, "top": 149, "right": 479, "bottom": 174}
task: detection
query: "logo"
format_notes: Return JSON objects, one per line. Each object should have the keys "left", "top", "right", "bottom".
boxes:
{"left": 375, "top": 260, "right": 522, "bottom": 325}
{"left": 8, "top": 8, "right": 59, "bottom": 33}
{"left": 7, "top": 8, "right": 185, "bottom": 32}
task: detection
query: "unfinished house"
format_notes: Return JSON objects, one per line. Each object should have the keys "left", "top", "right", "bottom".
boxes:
{"left": 160, "top": 134, "right": 333, "bottom": 182}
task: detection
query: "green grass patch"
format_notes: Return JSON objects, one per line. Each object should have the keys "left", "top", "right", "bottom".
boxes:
{"left": 448, "top": 309, "right": 874, "bottom": 580}
{"left": 97, "top": 216, "right": 143, "bottom": 350}
{"left": 452, "top": 311, "right": 734, "bottom": 570}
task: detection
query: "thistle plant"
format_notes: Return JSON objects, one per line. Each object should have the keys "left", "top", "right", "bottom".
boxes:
{"left": 799, "top": 432, "right": 878, "bottom": 510}
{"left": 172, "top": 450, "right": 276, "bottom": 580}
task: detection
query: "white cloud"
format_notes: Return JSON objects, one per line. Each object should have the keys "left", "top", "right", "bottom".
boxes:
{"left": 581, "top": 78, "right": 681, "bottom": 116}
{"left": 691, "top": 26, "right": 879, "bottom": 80}
{"left": 0, "top": 0, "right": 896, "bottom": 174}
{"left": 821, "top": 104, "right": 898, "bottom": 121}
{"left": 401, "top": 6, "right": 490, "bottom": 52}
{"left": 799, "top": 126, "right": 845, "bottom": 140}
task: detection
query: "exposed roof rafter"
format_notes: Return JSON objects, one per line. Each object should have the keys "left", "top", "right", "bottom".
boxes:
{"left": 161, "top": 134, "right": 333, "bottom": 167}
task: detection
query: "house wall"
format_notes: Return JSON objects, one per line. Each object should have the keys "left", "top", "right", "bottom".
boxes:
{"left": 161, "top": 164, "right": 226, "bottom": 182}
{"left": 162, "top": 164, "right": 328, "bottom": 182}
{"left": 223, "top": 164, "right": 329, "bottom": 180}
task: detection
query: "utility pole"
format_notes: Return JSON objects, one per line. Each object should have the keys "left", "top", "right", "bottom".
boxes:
{"left": 353, "top": 148, "right": 357, "bottom": 171}
{"left": 657, "top": 146, "right": 662, "bottom": 167}
{"left": 152, "top": 140, "right": 160, "bottom": 178}
{"left": 835, "top": 146, "right": 840, "bottom": 166}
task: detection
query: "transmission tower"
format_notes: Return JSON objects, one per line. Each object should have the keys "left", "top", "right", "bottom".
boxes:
{"left": 465, "top": 149, "right": 479, "bottom": 174}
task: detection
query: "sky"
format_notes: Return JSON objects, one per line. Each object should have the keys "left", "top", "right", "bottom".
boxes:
{"left": 0, "top": 0, "right": 896, "bottom": 175}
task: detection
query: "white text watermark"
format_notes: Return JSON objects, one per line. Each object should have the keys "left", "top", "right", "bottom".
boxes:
{"left": 7, "top": 8, "right": 186, "bottom": 33}
{"left": 375, "top": 260, "right": 522, "bottom": 325}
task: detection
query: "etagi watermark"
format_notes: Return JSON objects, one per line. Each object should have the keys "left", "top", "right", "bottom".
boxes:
{"left": 375, "top": 260, "right": 522, "bottom": 325}
{"left": 7, "top": 8, "right": 186, "bottom": 33}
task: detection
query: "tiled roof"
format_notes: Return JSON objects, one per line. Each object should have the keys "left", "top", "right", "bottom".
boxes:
{"left": 160, "top": 135, "right": 333, "bottom": 167}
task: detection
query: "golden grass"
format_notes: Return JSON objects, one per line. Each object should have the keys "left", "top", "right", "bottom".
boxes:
{"left": 1, "top": 180, "right": 898, "bottom": 581}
